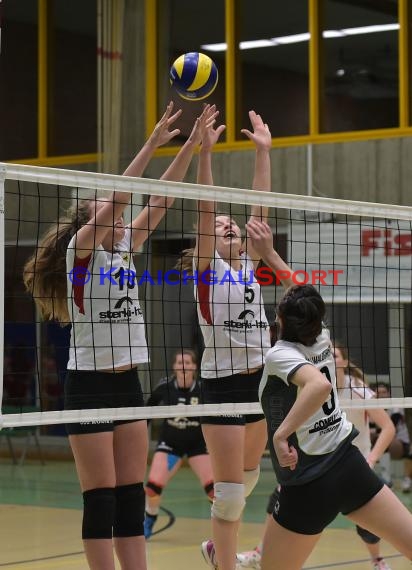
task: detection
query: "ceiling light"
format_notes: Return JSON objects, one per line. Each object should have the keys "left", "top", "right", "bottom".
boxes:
{"left": 201, "top": 23, "right": 400, "bottom": 52}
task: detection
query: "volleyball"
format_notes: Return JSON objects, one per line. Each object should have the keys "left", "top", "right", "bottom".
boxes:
{"left": 169, "top": 52, "right": 218, "bottom": 101}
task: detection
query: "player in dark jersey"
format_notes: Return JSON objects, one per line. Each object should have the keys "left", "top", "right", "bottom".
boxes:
{"left": 144, "top": 350, "right": 213, "bottom": 539}
{"left": 245, "top": 219, "right": 412, "bottom": 570}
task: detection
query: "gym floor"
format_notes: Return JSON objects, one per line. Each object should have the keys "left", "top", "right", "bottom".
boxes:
{"left": 0, "top": 460, "right": 411, "bottom": 569}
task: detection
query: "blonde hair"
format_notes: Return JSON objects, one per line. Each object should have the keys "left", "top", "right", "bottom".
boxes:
{"left": 175, "top": 247, "right": 195, "bottom": 275}
{"left": 333, "top": 340, "right": 368, "bottom": 388}
{"left": 23, "top": 200, "right": 91, "bottom": 324}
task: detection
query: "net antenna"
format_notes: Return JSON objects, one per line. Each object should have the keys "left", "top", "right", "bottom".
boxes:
{"left": 2, "top": 162, "right": 412, "bottom": 429}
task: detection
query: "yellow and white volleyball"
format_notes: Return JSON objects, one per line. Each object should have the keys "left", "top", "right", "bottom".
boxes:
{"left": 169, "top": 52, "right": 218, "bottom": 101}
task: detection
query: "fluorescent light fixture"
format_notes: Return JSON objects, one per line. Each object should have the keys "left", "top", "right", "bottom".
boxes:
{"left": 341, "top": 23, "right": 399, "bottom": 36}
{"left": 201, "top": 23, "right": 400, "bottom": 52}
{"left": 202, "top": 42, "right": 227, "bottom": 52}
{"left": 273, "top": 32, "right": 310, "bottom": 45}
{"left": 323, "top": 30, "right": 346, "bottom": 38}
{"left": 240, "top": 39, "right": 277, "bottom": 49}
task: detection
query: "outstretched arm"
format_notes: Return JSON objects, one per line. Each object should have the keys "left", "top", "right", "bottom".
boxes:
{"left": 246, "top": 219, "right": 293, "bottom": 289}
{"left": 74, "top": 102, "right": 182, "bottom": 258}
{"left": 241, "top": 111, "right": 272, "bottom": 265}
{"left": 130, "top": 105, "right": 218, "bottom": 251}
{"left": 195, "top": 106, "right": 226, "bottom": 273}
{"left": 123, "top": 101, "right": 182, "bottom": 177}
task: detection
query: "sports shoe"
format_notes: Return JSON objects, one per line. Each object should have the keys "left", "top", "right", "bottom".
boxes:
{"left": 401, "top": 476, "right": 411, "bottom": 493}
{"left": 201, "top": 540, "right": 218, "bottom": 569}
{"left": 236, "top": 546, "right": 261, "bottom": 569}
{"left": 144, "top": 512, "right": 158, "bottom": 539}
{"left": 372, "top": 558, "right": 391, "bottom": 570}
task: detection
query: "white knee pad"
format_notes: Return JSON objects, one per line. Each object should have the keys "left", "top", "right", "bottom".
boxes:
{"left": 211, "top": 482, "right": 245, "bottom": 522}
{"left": 244, "top": 466, "right": 260, "bottom": 497}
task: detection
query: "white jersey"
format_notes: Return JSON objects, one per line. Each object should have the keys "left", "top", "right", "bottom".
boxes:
{"left": 195, "top": 251, "right": 271, "bottom": 378}
{"left": 337, "top": 375, "right": 375, "bottom": 458}
{"left": 66, "top": 227, "right": 148, "bottom": 370}
{"left": 260, "top": 328, "right": 355, "bottom": 485}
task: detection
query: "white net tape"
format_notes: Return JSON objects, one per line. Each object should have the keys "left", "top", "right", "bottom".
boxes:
{"left": 1, "top": 163, "right": 412, "bottom": 427}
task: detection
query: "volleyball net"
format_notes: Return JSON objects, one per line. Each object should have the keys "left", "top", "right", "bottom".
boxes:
{"left": 1, "top": 162, "right": 412, "bottom": 429}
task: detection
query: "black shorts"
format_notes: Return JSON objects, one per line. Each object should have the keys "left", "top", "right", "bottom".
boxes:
{"left": 64, "top": 368, "right": 145, "bottom": 435}
{"left": 272, "top": 444, "right": 384, "bottom": 535}
{"left": 201, "top": 369, "right": 265, "bottom": 425}
{"left": 155, "top": 439, "right": 208, "bottom": 458}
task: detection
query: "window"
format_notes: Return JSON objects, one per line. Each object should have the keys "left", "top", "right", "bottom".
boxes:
{"left": 0, "top": 0, "right": 98, "bottom": 164}
{"left": 321, "top": 0, "right": 399, "bottom": 133}
{"left": 48, "top": 0, "right": 97, "bottom": 156}
{"left": 238, "top": 0, "right": 309, "bottom": 137}
{"left": 158, "top": 0, "right": 225, "bottom": 143}
{"left": 0, "top": 0, "right": 38, "bottom": 160}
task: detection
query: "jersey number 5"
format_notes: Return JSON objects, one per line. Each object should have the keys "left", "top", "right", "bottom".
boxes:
{"left": 244, "top": 285, "right": 255, "bottom": 304}
{"left": 320, "top": 365, "right": 336, "bottom": 416}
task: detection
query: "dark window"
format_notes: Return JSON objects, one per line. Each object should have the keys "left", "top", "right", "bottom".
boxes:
{"left": 321, "top": 0, "right": 399, "bottom": 133}
{"left": 48, "top": 0, "right": 97, "bottom": 155}
{"left": 0, "top": 0, "right": 38, "bottom": 160}
{"left": 238, "top": 0, "right": 309, "bottom": 137}
{"left": 159, "top": 0, "right": 225, "bottom": 143}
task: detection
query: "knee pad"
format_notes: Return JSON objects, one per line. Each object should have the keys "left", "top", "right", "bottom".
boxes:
{"left": 266, "top": 485, "right": 281, "bottom": 515}
{"left": 204, "top": 481, "right": 214, "bottom": 501}
{"left": 356, "top": 525, "right": 381, "bottom": 544}
{"left": 244, "top": 466, "right": 260, "bottom": 497}
{"left": 211, "top": 482, "right": 245, "bottom": 522}
{"left": 82, "top": 487, "right": 115, "bottom": 539}
{"left": 113, "top": 482, "right": 145, "bottom": 537}
{"left": 145, "top": 481, "right": 163, "bottom": 497}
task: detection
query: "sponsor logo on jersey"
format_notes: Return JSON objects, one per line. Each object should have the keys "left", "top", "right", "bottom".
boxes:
{"left": 167, "top": 417, "right": 201, "bottom": 429}
{"left": 99, "top": 296, "right": 143, "bottom": 321}
{"left": 223, "top": 309, "right": 268, "bottom": 331}
{"left": 306, "top": 346, "right": 332, "bottom": 364}
{"left": 308, "top": 411, "right": 342, "bottom": 434}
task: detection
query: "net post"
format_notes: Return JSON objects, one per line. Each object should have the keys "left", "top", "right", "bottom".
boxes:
{"left": 0, "top": 164, "right": 5, "bottom": 429}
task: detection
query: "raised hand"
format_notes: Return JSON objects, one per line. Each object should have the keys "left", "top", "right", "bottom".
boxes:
{"left": 147, "top": 101, "right": 182, "bottom": 148}
{"left": 241, "top": 110, "right": 272, "bottom": 151}
{"left": 187, "top": 104, "right": 220, "bottom": 146}
{"left": 199, "top": 104, "right": 226, "bottom": 151}
{"left": 245, "top": 219, "right": 274, "bottom": 259}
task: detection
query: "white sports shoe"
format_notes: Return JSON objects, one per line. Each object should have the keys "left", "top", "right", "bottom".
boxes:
{"left": 201, "top": 540, "right": 218, "bottom": 569}
{"left": 372, "top": 558, "right": 391, "bottom": 570}
{"left": 401, "top": 476, "right": 411, "bottom": 493}
{"left": 236, "top": 547, "right": 261, "bottom": 569}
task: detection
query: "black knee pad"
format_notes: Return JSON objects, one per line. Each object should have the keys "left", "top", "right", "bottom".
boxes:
{"left": 113, "top": 482, "right": 145, "bottom": 537}
{"left": 356, "top": 524, "right": 381, "bottom": 544}
{"left": 204, "top": 481, "right": 214, "bottom": 500}
{"left": 145, "top": 480, "right": 163, "bottom": 497}
{"left": 82, "top": 487, "right": 115, "bottom": 539}
{"left": 266, "top": 486, "right": 281, "bottom": 515}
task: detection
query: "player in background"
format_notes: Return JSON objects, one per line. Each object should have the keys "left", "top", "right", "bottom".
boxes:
{"left": 375, "top": 382, "right": 412, "bottom": 492}
{"left": 334, "top": 342, "right": 395, "bottom": 570}
{"left": 144, "top": 349, "right": 213, "bottom": 539}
